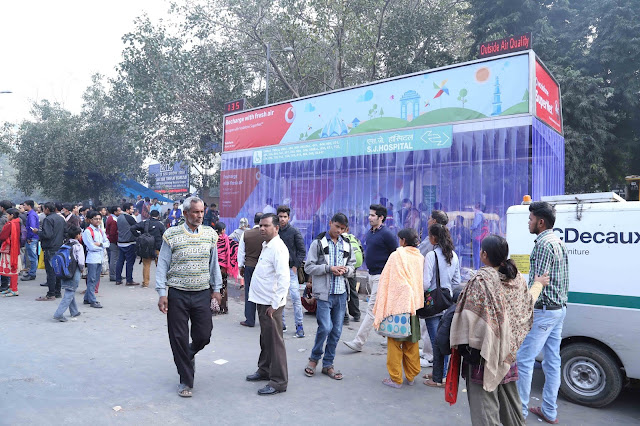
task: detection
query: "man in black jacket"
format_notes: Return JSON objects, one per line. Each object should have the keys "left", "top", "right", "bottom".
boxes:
{"left": 276, "top": 205, "right": 306, "bottom": 338}
{"left": 116, "top": 202, "right": 139, "bottom": 286}
{"left": 36, "top": 202, "right": 66, "bottom": 301}
{"left": 131, "top": 210, "right": 166, "bottom": 288}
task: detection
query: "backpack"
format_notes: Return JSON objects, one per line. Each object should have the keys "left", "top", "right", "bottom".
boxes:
{"left": 50, "top": 242, "right": 78, "bottom": 279}
{"left": 136, "top": 220, "right": 157, "bottom": 259}
{"left": 343, "top": 233, "right": 364, "bottom": 268}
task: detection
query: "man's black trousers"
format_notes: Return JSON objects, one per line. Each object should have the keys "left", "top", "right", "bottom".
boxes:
{"left": 167, "top": 287, "right": 213, "bottom": 388}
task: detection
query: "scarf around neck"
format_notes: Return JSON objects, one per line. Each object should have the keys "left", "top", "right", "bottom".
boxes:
{"left": 450, "top": 267, "right": 534, "bottom": 391}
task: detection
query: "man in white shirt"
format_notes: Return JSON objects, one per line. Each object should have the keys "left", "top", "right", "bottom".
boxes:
{"left": 245, "top": 213, "right": 290, "bottom": 395}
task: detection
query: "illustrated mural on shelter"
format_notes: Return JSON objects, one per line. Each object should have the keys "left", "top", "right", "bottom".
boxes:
{"left": 223, "top": 54, "right": 531, "bottom": 153}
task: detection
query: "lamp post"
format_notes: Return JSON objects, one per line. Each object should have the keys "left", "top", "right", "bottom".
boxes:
{"left": 265, "top": 43, "right": 294, "bottom": 105}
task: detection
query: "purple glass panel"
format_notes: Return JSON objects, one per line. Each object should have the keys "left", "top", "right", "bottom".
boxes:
{"left": 220, "top": 117, "right": 541, "bottom": 271}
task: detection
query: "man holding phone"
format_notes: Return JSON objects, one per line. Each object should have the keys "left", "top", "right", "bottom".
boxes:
{"left": 517, "top": 201, "right": 570, "bottom": 424}
{"left": 21, "top": 200, "right": 39, "bottom": 281}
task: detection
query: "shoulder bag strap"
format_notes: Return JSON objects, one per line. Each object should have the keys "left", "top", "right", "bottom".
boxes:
{"left": 434, "top": 249, "right": 441, "bottom": 290}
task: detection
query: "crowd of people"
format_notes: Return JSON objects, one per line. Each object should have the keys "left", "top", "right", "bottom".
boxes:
{"left": 228, "top": 200, "right": 568, "bottom": 425}
{"left": 2, "top": 195, "right": 569, "bottom": 424}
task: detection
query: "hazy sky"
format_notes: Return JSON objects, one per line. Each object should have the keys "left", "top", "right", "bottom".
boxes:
{"left": 0, "top": 0, "right": 171, "bottom": 124}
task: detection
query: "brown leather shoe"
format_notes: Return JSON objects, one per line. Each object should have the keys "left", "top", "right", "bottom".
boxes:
{"left": 126, "top": 281, "right": 140, "bottom": 286}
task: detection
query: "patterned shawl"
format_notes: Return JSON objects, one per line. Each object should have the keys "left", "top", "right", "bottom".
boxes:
{"left": 372, "top": 246, "right": 424, "bottom": 329}
{"left": 450, "top": 267, "right": 534, "bottom": 391}
{"left": 217, "top": 233, "right": 238, "bottom": 278}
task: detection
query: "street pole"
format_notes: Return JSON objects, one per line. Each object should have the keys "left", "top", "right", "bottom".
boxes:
{"left": 265, "top": 42, "right": 271, "bottom": 105}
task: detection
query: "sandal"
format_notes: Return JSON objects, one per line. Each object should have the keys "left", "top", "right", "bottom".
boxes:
{"left": 177, "top": 383, "right": 192, "bottom": 397}
{"left": 423, "top": 378, "right": 445, "bottom": 387}
{"left": 382, "top": 377, "right": 402, "bottom": 388}
{"left": 304, "top": 360, "right": 317, "bottom": 377}
{"left": 321, "top": 365, "right": 343, "bottom": 380}
{"left": 4, "top": 290, "right": 18, "bottom": 297}
{"left": 422, "top": 373, "right": 433, "bottom": 380}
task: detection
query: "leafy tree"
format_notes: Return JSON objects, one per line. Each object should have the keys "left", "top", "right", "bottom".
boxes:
{"left": 7, "top": 76, "right": 145, "bottom": 202}
{"left": 465, "top": 0, "right": 637, "bottom": 192}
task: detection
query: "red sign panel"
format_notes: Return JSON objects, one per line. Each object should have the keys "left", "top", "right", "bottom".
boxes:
{"left": 535, "top": 61, "right": 562, "bottom": 133}
{"left": 479, "top": 33, "right": 531, "bottom": 58}
{"left": 219, "top": 168, "right": 261, "bottom": 217}
{"left": 224, "top": 103, "right": 295, "bottom": 152}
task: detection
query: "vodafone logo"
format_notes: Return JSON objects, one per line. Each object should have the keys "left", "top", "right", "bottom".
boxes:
{"left": 285, "top": 107, "right": 295, "bottom": 123}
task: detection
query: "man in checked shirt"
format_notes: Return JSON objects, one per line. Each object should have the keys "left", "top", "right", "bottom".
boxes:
{"left": 303, "top": 213, "right": 355, "bottom": 380}
{"left": 517, "top": 201, "right": 569, "bottom": 425}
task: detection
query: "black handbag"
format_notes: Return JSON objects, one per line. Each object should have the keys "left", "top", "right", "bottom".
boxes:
{"left": 417, "top": 251, "right": 453, "bottom": 318}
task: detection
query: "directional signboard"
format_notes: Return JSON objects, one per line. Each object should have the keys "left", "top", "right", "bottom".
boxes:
{"left": 149, "top": 162, "right": 190, "bottom": 194}
{"left": 251, "top": 125, "right": 452, "bottom": 165}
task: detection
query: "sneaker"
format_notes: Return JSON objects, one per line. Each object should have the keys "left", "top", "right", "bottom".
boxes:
{"left": 90, "top": 302, "right": 103, "bottom": 308}
{"left": 343, "top": 340, "right": 363, "bottom": 352}
{"left": 295, "top": 324, "right": 305, "bottom": 338}
{"left": 71, "top": 312, "right": 82, "bottom": 318}
{"left": 420, "top": 358, "right": 433, "bottom": 368}
{"left": 53, "top": 316, "right": 68, "bottom": 322}
{"left": 282, "top": 325, "right": 287, "bottom": 332}
{"left": 343, "top": 317, "right": 350, "bottom": 326}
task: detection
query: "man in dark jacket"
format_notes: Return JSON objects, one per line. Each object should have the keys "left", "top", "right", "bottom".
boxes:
{"left": 116, "top": 202, "right": 139, "bottom": 286}
{"left": 36, "top": 202, "right": 66, "bottom": 301}
{"left": 276, "top": 205, "right": 306, "bottom": 338}
{"left": 131, "top": 210, "right": 166, "bottom": 288}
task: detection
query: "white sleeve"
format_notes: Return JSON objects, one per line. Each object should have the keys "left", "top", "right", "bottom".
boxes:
{"left": 423, "top": 251, "right": 435, "bottom": 291}
{"left": 238, "top": 233, "right": 246, "bottom": 268}
{"left": 272, "top": 246, "right": 291, "bottom": 309}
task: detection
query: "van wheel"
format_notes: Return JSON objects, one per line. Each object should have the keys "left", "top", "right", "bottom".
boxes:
{"left": 559, "top": 343, "right": 623, "bottom": 408}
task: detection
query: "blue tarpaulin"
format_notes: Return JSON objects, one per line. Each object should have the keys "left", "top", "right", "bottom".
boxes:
{"left": 121, "top": 179, "right": 173, "bottom": 202}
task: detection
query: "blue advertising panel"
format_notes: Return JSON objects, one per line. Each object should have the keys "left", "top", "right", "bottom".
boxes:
{"left": 224, "top": 53, "right": 530, "bottom": 152}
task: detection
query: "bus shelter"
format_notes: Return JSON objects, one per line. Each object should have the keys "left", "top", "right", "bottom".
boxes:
{"left": 220, "top": 50, "right": 564, "bottom": 268}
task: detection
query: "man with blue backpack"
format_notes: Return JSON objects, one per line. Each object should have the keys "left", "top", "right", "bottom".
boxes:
{"left": 52, "top": 226, "right": 85, "bottom": 321}
{"left": 82, "top": 211, "right": 109, "bottom": 308}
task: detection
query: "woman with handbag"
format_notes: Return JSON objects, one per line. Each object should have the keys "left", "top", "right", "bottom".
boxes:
{"left": 372, "top": 228, "right": 424, "bottom": 389}
{"left": 0, "top": 209, "right": 22, "bottom": 297}
{"left": 449, "top": 235, "right": 548, "bottom": 425}
{"left": 423, "top": 223, "right": 461, "bottom": 387}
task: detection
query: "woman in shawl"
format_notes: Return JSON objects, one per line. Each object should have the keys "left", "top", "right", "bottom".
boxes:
{"left": 0, "top": 209, "right": 22, "bottom": 297}
{"left": 372, "top": 228, "right": 425, "bottom": 388}
{"left": 450, "top": 235, "right": 548, "bottom": 426}
{"left": 213, "top": 222, "right": 239, "bottom": 314}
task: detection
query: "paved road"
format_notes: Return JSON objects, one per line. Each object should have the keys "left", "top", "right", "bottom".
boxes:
{"left": 1, "top": 264, "right": 638, "bottom": 425}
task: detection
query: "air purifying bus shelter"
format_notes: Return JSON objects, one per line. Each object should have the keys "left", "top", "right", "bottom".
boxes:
{"left": 220, "top": 50, "right": 564, "bottom": 267}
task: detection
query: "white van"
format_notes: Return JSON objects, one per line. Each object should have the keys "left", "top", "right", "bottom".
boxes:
{"left": 506, "top": 192, "right": 640, "bottom": 408}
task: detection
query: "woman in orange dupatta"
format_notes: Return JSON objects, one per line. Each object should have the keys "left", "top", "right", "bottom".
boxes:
{"left": 373, "top": 228, "right": 425, "bottom": 388}
{"left": 0, "top": 209, "right": 22, "bottom": 297}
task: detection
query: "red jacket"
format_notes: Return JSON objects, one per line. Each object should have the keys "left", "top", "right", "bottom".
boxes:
{"left": 106, "top": 215, "right": 118, "bottom": 243}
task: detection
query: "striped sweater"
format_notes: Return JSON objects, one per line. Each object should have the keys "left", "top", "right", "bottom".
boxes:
{"left": 163, "top": 224, "right": 218, "bottom": 291}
